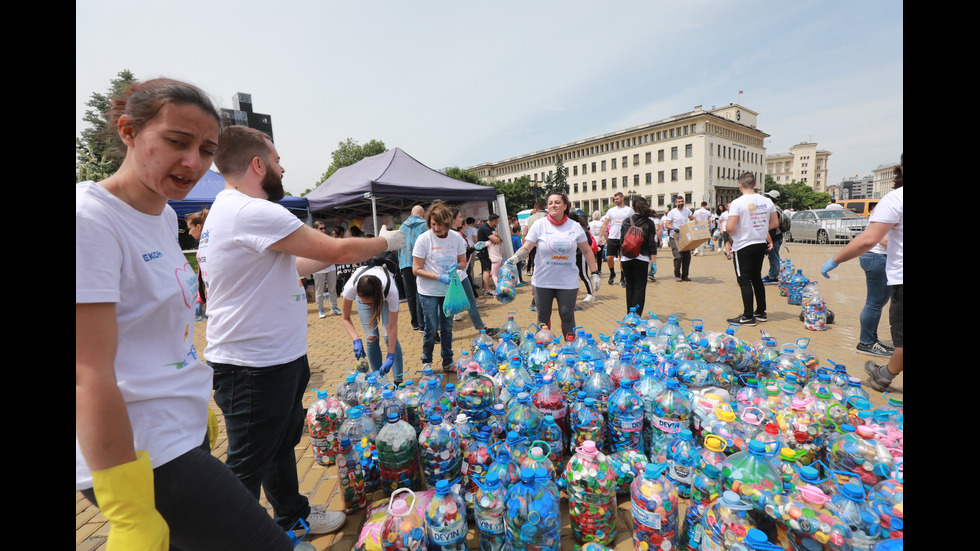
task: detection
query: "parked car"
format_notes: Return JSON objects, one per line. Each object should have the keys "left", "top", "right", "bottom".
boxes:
{"left": 785, "top": 208, "right": 869, "bottom": 244}
{"left": 841, "top": 199, "right": 879, "bottom": 218}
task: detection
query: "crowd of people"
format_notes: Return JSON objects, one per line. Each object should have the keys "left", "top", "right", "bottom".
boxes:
{"left": 76, "top": 76, "right": 902, "bottom": 549}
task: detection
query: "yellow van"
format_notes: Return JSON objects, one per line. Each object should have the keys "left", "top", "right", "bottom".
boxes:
{"left": 842, "top": 199, "right": 879, "bottom": 218}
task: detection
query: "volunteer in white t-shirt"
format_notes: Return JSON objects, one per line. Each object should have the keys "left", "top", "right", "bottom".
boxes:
{"left": 201, "top": 126, "right": 404, "bottom": 536}
{"left": 823, "top": 157, "right": 903, "bottom": 392}
{"left": 589, "top": 211, "right": 604, "bottom": 268}
{"left": 663, "top": 196, "right": 695, "bottom": 281}
{"left": 692, "top": 202, "right": 713, "bottom": 256}
{"left": 599, "top": 192, "right": 635, "bottom": 286}
{"left": 725, "top": 173, "right": 777, "bottom": 326}
{"left": 718, "top": 204, "right": 733, "bottom": 258}
{"left": 509, "top": 192, "right": 601, "bottom": 339}
{"left": 76, "top": 78, "right": 296, "bottom": 549}
{"left": 340, "top": 265, "right": 403, "bottom": 383}
{"left": 413, "top": 201, "right": 469, "bottom": 372}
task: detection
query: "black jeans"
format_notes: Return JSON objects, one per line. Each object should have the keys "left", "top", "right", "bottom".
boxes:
{"left": 621, "top": 259, "right": 650, "bottom": 314}
{"left": 210, "top": 355, "right": 311, "bottom": 529}
{"left": 733, "top": 242, "right": 768, "bottom": 317}
{"left": 670, "top": 237, "right": 692, "bottom": 278}
{"left": 81, "top": 438, "right": 293, "bottom": 550}
{"left": 401, "top": 266, "right": 421, "bottom": 329}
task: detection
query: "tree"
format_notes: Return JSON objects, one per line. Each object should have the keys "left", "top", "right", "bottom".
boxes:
{"left": 541, "top": 157, "right": 569, "bottom": 197}
{"left": 316, "top": 138, "right": 388, "bottom": 184}
{"left": 489, "top": 176, "right": 538, "bottom": 218}
{"left": 764, "top": 177, "right": 832, "bottom": 211}
{"left": 76, "top": 70, "right": 138, "bottom": 182}
{"left": 442, "top": 167, "right": 484, "bottom": 185}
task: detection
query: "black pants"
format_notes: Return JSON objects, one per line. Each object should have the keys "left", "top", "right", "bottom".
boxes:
{"left": 401, "top": 266, "right": 421, "bottom": 329}
{"left": 80, "top": 438, "right": 293, "bottom": 550}
{"left": 670, "top": 237, "right": 691, "bottom": 278}
{"left": 621, "top": 259, "right": 650, "bottom": 314}
{"left": 733, "top": 242, "right": 768, "bottom": 317}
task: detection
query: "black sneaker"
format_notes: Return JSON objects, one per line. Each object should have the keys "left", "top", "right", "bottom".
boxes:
{"left": 484, "top": 327, "right": 500, "bottom": 337}
{"left": 727, "top": 315, "right": 757, "bottom": 326}
{"left": 753, "top": 312, "right": 768, "bottom": 323}
{"left": 608, "top": 273, "right": 615, "bottom": 285}
{"left": 863, "top": 360, "right": 897, "bottom": 392}
{"left": 857, "top": 341, "right": 892, "bottom": 357}
{"left": 619, "top": 280, "right": 626, "bottom": 288}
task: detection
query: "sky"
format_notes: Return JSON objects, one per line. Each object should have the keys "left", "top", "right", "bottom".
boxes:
{"left": 76, "top": 0, "right": 903, "bottom": 197}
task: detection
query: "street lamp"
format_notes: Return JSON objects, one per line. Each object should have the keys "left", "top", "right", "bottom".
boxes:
{"left": 626, "top": 190, "right": 637, "bottom": 206}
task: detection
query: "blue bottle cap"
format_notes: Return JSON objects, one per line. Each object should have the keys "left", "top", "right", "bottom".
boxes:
{"left": 520, "top": 468, "right": 536, "bottom": 482}
{"left": 430, "top": 413, "right": 442, "bottom": 425}
{"left": 387, "top": 412, "right": 400, "bottom": 424}
{"left": 799, "top": 466, "right": 819, "bottom": 482}
{"left": 382, "top": 389, "right": 393, "bottom": 399}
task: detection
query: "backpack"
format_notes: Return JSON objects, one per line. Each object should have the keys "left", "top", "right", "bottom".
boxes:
{"left": 621, "top": 215, "right": 648, "bottom": 258}
{"left": 365, "top": 250, "right": 399, "bottom": 275}
{"left": 350, "top": 264, "right": 392, "bottom": 299}
{"left": 777, "top": 209, "right": 791, "bottom": 233}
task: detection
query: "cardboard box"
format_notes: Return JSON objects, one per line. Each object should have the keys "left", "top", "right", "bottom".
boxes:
{"left": 674, "top": 220, "right": 711, "bottom": 252}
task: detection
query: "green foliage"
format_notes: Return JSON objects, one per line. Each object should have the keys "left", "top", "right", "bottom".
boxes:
{"left": 316, "top": 138, "right": 388, "bottom": 184}
{"left": 489, "top": 176, "right": 538, "bottom": 218}
{"left": 76, "top": 69, "right": 138, "bottom": 182}
{"left": 541, "top": 157, "right": 569, "bottom": 197}
{"left": 764, "top": 178, "right": 833, "bottom": 210}
{"left": 443, "top": 167, "right": 484, "bottom": 185}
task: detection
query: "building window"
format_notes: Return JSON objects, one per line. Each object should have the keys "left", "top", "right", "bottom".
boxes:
{"left": 685, "top": 167, "right": 692, "bottom": 180}
{"left": 645, "top": 173, "right": 652, "bottom": 184}
{"left": 671, "top": 169, "right": 678, "bottom": 181}
{"left": 573, "top": 183, "right": 578, "bottom": 193}
{"left": 612, "top": 177, "right": 617, "bottom": 188}
{"left": 671, "top": 147, "right": 678, "bottom": 160}
{"left": 658, "top": 171, "right": 665, "bottom": 183}
{"left": 592, "top": 181, "right": 597, "bottom": 191}
{"left": 633, "top": 154, "right": 639, "bottom": 165}
{"left": 685, "top": 144, "right": 693, "bottom": 157}
{"left": 645, "top": 151, "right": 652, "bottom": 164}
{"left": 611, "top": 158, "right": 617, "bottom": 169}
{"left": 601, "top": 179, "right": 607, "bottom": 190}
{"left": 658, "top": 149, "right": 665, "bottom": 162}
{"left": 657, "top": 194, "right": 665, "bottom": 207}
{"left": 573, "top": 166, "right": 578, "bottom": 176}
{"left": 591, "top": 162, "right": 597, "bottom": 173}
{"left": 622, "top": 156, "right": 628, "bottom": 168}
{"left": 634, "top": 174, "right": 640, "bottom": 186}
{"left": 601, "top": 160, "right": 606, "bottom": 171}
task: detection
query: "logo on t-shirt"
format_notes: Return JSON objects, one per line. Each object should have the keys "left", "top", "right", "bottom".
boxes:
{"left": 547, "top": 235, "right": 574, "bottom": 255}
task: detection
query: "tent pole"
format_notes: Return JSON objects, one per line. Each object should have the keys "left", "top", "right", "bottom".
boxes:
{"left": 371, "top": 195, "right": 378, "bottom": 234}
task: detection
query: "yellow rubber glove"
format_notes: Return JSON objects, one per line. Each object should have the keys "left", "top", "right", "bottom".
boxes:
{"left": 90, "top": 450, "right": 169, "bottom": 551}
{"left": 207, "top": 407, "right": 219, "bottom": 450}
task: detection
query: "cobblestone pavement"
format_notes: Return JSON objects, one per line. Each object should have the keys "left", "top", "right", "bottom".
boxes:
{"left": 76, "top": 243, "right": 901, "bottom": 550}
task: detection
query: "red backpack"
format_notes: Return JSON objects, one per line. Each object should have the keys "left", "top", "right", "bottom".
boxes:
{"left": 621, "top": 216, "right": 647, "bottom": 258}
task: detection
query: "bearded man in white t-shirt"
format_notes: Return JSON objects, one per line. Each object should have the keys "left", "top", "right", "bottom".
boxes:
{"left": 199, "top": 126, "right": 405, "bottom": 536}
{"left": 600, "top": 191, "right": 634, "bottom": 287}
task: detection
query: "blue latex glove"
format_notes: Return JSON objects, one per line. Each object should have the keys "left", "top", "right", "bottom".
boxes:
{"left": 448, "top": 263, "right": 459, "bottom": 272}
{"left": 379, "top": 353, "right": 396, "bottom": 376}
{"left": 820, "top": 258, "right": 839, "bottom": 278}
{"left": 352, "top": 338, "right": 365, "bottom": 359}
{"left": 438, "top": 274, "right": 452, "bottom": 285}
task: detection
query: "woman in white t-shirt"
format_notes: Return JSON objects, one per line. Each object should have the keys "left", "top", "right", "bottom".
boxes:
{"left": 76, "top": 78, "right": 293, "bottom": 549}
{"left": 508, "top": 193, "right": 601, "bottom": 339}
{"left": 340, "top": 265, "right": 404, "bottom": 384}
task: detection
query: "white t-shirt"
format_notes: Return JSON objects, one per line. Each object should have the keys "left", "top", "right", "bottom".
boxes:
{"left": 719, "top": 211, "right": 731, "bottom": 232}
{"left": 464, "top": 225, "right": 479, "bottom": 246}
{"left": 869, "top": 187, "right": 903, "bottom": 286}
{"left": 75, "top": 182, "right": 211, "bottom": 490}
{"left": 413, "top": 229, "right": 467, "bottom": 297}
{"left": 199, "top": 189, "right": 307, "bottom": 367}
{"left": 588, "top": 219, "right": 603, "bottom": 243}
{"left": 728, "top": 193, "right": 775, "bottom": 252}
{"left": 602, "top": 205, "right": 635, "bottom": 240}
{"left": 694, "top": 208, "right": 712, "bottom": 222}
{"left": 342, "top": 266, "right": 400, "bottom": 312}
{"left": 665, "top": 207, "right": 693, "bottom": 234}
{"left": 526, "top": 217, "right": 587, "bottom": 289}
{"left": 826, "top": 203, "right": 844, "bottom": 210}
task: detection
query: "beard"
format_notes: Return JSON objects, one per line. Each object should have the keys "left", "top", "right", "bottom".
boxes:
{"left": 262, "top": 167, "right": 285, "bottom": 202}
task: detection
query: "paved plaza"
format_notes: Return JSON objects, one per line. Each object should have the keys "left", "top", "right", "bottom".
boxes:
{"left": 75, "top": 242, "right": 901, "bottom": 550}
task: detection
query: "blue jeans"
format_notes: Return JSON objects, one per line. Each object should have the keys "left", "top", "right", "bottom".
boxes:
{"left": 859, "top": 252, "right": 889, "bottom": 345}
{"left": 210, "top": 355, "right": 311, "bottom": 529}
{"left": 355, "top": 295, "right": 404, "bottom": 383}
{"left": 461, "top": 277, "right": 486, "bottom": 330}
{"left": 419, "top": 294, "right": 454, "bottom": 366}
{"left": 401, "top": 267, "right": 421, "bottom": 330}
{"left": 767, "top": 235, "right": 783, "bottom": 279}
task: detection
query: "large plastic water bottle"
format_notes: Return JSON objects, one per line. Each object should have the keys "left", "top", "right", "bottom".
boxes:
{"left": 372, "top": 388, "right": 407, "bottom": 428}
{"left": 624, "top": 305, "right": 643, "bottom": 327}
{"left": 608, "top": 378, "right": 645, "bottom": 452}
{"left": 720, "top": 440, "right": 782, "bottom": 511}
{"left": 583, "top": 361, "right": 616, "bottom": 418}
{"left": 495, "top": 261, "right": 519, "bottom": 304}
{"left": 474, "top": 470, "right": 507, "bottom": 551}
{"left": 787, "top": 269, "right": 809, "bottom": 306}
{"left": 570, "top": 396, "right": 606, "bottom": 453}
{"left": 418, "top": 378, "right": 456, "bottom": 429}
{"left": 473, "top": 327, "right": 495, "bottom": 352}
{"left": 339, "top": 405, "right": 377, "bottom": 446}
{"left": 336, "top": 373, "right": 364, "bottom": 411}
{"left": 462, "top": 428, "right": 495, "bottom": 514}
{"left": 474, "top": 342, "right": 498, "bottom": 376}
{"left": 418, "top": 413, "right": 461, "bottom": 489}
{"left": 456, "top": 364, "right": 496, "bottom": 429}
{"left": 505, "top": 468, "right": 560, "bottom": 551}
{"left": 376, "top": 412, "right": 423, "bottom": 495}
{"left": 564, "top": 440, "right": 619, "bottom": 544}
{"left": 555, "top": 357, "right": 584, "bottom": 403}
{"left": 494, "top": 332, "right": 518, "bottom": 364}
{"left": 336, "top": 436, "right": 366, "bottom": 513}
{"left": 630, "top": 462, "right": 679, "bottom": 551}
{"left": 647, "top": 379, "right": 693, "bottom": 462}
{"left": 538, "top": 414, "right": 565, "bottom": 467}
{"left": 802, "top": 283, "right": 828, "bottom": 331}
{"left": 307, "top": 388, "right": 344, "bottom": 466}
{"left": 830, "top": 482, "right": 883, "bottom": 550}
{"left": 506, "top": 392, "right": 542, "bottom": 442}
{"left": 380, "top": 488, "right": 427, "bottom": 551}
{"left": 697, "top": 490, "right": 758, "bottom": 551}
{"left": 666, "top": 428, "right": 701, "bottom": 498}
{"left": 532, "top": 376, "right": 568, "bottom": 445}
{"left": 501, "top": 312, "right": 521, "bottom": 337}
{"left": 425, "top": 479, "right": 468, "bottom": 551}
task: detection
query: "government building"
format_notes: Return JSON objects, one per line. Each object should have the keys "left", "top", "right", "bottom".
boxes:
{"left": 468, "top": 103, "right": 769, "bottom": 214}
{"left": 764, "top": 142, "right": 832, "bottom": 194}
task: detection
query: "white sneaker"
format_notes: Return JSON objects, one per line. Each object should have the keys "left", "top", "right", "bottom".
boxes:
{"left": 303, "top": 506, "right": 346, "bottom": 535}
{"left": 582, "top": 294, "right": 596, "bottom": 303}
{"left": 318, "top": 309, "right": 326, "bottom": 319}
{"left": 453, "top": 313, "right": 463, "bottom": 321}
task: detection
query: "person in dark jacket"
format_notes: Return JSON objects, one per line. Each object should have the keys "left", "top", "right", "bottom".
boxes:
{"left": 619, "top": 196, "right": 660, "bottom": 314}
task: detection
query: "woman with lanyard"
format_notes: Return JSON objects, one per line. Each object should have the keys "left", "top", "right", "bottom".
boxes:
{"left": 508, "top": 192, "right": 601, "bottom": 339}
{"left": 339, "top": 263, "right": 404, "bottom": 384}
{"left": 76, "top": 78, "right": 295, "bottom": 549}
